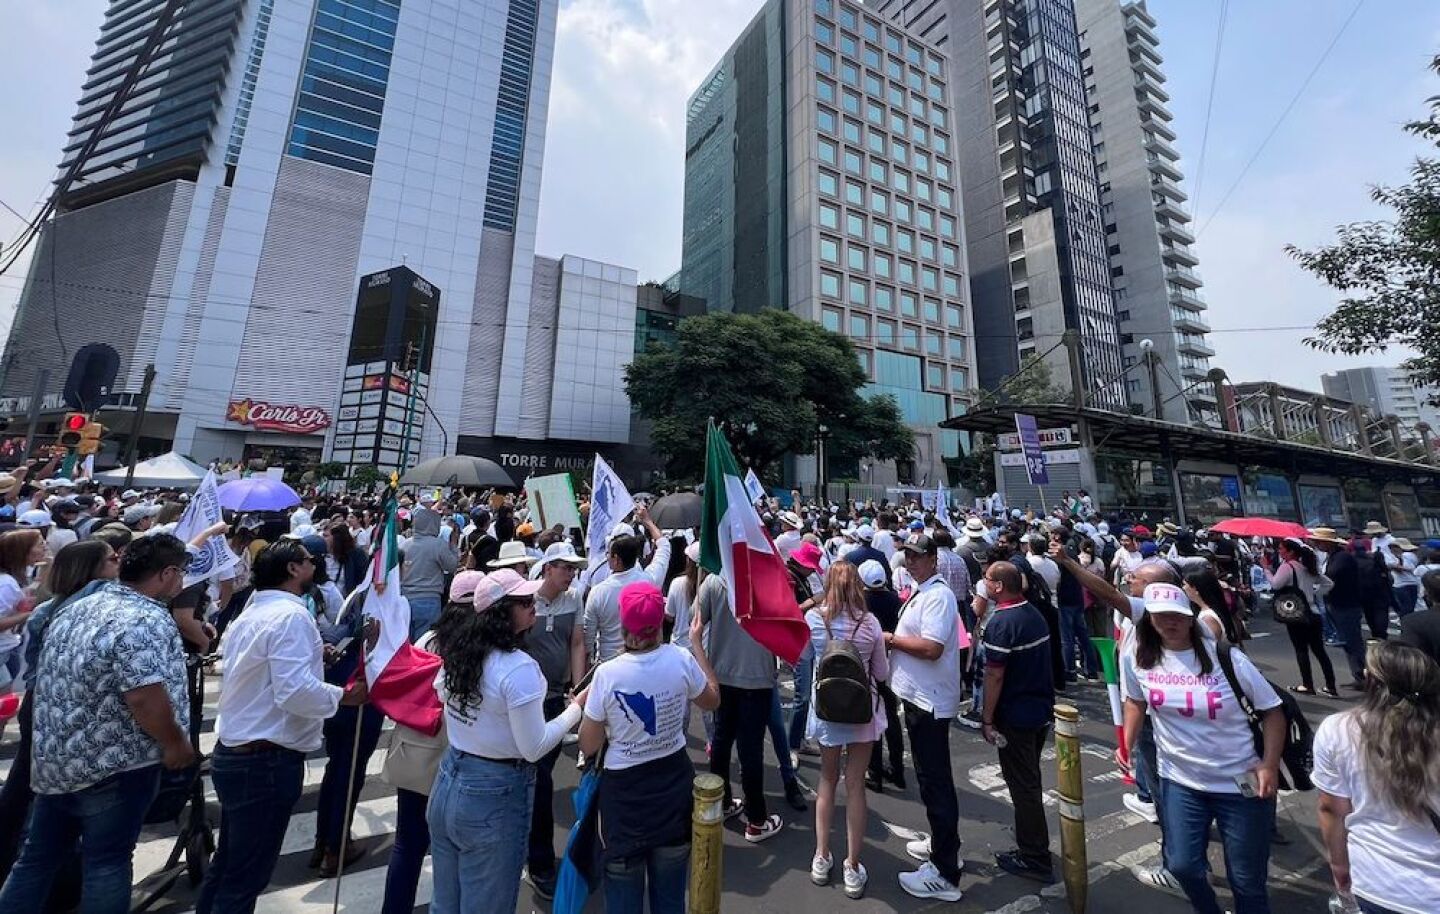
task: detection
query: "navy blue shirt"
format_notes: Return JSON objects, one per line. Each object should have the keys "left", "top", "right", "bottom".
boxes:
{"left": 982, "top": 600, "right": 1055, "bottom": 729}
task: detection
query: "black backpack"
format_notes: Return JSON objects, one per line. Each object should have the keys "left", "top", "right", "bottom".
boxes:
{"left": 1217, "top": 642, "right": 1314, "bottom": 791}
{"left": 814, "top": 615, "right": 874, "bottom": 725}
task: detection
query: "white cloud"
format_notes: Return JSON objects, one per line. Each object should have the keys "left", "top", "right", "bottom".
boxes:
{"left": 535, "top": 0, "right": 766, "bottom": 280}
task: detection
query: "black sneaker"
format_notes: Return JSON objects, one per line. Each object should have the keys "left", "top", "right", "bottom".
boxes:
{"left": 994, "top": 850, "right": 1053, "bottom": 883}
{"left": 785, "top": 779, "right": 808, "bottom": 812}
{"left": 958, "top": 710, "right": 983, "bottom": 730}
{"left": 526, "top": 868, "right": 556, "bottom": 900}
{"left": 864, "top": 770, "right": 884, "bottom": 793}
{"left": 886, "top": 765, "right": 906, "bottom": 790}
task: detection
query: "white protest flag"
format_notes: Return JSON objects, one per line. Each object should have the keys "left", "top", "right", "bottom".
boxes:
{"left": 936, "top": 481, "right": 963, "bottom": 537}
{"left": 743, "top": 467, "right": 766, "bottom": 504}
{"left": 174, "top": 470, "right": 240, "bottom": 587}
{"left": 586, "top": 454, "right": 634, "bottom": 569}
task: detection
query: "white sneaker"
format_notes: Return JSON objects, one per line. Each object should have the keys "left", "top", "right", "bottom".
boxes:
{"left": 899, "top": 862, "right": 962, "bottom": 902}
{"left": 906, "top": 836, "right": 931, "bottom": 861}
{"left": 1123, "top": 792, "right": 1159, "bottom": 824}
{"left": 1130, "top": 864, "right": 1185, "bottom": 897}
{"left": 843, "top": 861, "right": 868, "bottom": 899}
{"left": 811, "top": 852, "right": 833, "bottom": 885}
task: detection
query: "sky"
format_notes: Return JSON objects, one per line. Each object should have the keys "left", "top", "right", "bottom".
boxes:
{"left": 1, "top": 0, "right": 1436, "bottom": 392}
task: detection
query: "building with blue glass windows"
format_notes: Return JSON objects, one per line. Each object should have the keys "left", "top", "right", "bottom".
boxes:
{"left": 681, "top": 0, "right": 977, "bottom": 487}
{"left": 2, "top": 0, "right": 639, "bottom": 476}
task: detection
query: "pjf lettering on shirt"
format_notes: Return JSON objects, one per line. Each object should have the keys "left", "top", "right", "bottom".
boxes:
{"left": 1148, "top": 686, "right": 1225, "bottom": 719}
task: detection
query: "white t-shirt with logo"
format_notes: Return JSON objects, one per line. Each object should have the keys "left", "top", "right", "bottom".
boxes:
{"left": 1121, "top": 640, "right": 1279, "bottom": 793}
{"left": 584, "top": 644, "right": 706, "bottom": 771}
{"left": 439, "top": 648, "right": 546, "bottom": 760}
{"left": 1311, "top": 711, "right": 1440, "bottom": 914}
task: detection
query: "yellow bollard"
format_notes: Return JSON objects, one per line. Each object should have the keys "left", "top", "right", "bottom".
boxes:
{"left": 688, "top": 773, "right": 726, "bottom": 914}
{"left": 1054, "top": 703, "right": 1088, "bottom": 914}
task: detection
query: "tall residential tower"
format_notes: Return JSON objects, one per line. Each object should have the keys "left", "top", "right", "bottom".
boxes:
{"left": 1076, "top": 0, "right": 1214, "bottom": 423}
{"left": 681, "top": 0, "right": 977, "bottom": 487}
{"left": 873, "top": 0, "right": 1127, "bottom": 410}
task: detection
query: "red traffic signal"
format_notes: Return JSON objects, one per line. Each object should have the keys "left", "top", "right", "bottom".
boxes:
{"left": 59, "top": 412, "right": 88, "bottom": 448}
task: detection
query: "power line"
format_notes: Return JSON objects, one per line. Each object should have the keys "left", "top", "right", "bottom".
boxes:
{"left": 1197, "top": 0, "right": 1368, "bottom": 238}
{"left": 1189, "top": 0, "right": 1229, "bottom": 214}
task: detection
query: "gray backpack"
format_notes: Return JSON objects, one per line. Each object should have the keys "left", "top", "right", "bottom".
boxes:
{"left": 814, "top": 615, "right": 874, "bottom": 725}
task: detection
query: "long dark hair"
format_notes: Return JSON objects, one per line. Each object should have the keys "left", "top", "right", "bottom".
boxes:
{"left": 46, "top": 540, "right": 112, "bottom": 604}
{"left": 1135, "top": 607, "right": 1214, "bottom": 675}
{"left": 1185, "top": 568, "right": 1241, "bottom": 643}
{"left": 1279, "top": 538, "right": 1318, "bottom": 575}
{"left": 329, "top": 523, "right": 357, "bottom": 562}
{"left": 0, "top": 529, "right": 41, "bottom": 580}
{"left": 436, "top": 598, "right": 526, "bottom": 709}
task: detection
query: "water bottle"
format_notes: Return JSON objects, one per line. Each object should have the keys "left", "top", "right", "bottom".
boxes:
{"left": 1328, "top": 893, "right": 1360, "bottom": 914}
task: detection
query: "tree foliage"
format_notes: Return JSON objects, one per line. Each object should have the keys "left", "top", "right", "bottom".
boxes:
{"left": 625, "top": 309, "right": 917, "bottom": 480}
{"left": 1288, "top": 55, "right": 1440, "bottom": 399}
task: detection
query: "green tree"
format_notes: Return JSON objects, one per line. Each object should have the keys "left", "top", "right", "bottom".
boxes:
{"left": 964, "top": 353, "right": 1071, "bottom": 408}
{"left": 1288, "top": 56, "right": 1440, "bottom": 395}
{"left": 349, "top": 465, "right": 382, "bottom": 492}
{"left": 625, "top": 309, "right": 916, "bottom": 480}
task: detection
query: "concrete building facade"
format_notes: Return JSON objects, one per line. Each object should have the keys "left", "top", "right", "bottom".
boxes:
{"left": 681, "top": 0, "right": 978, "bottom": 487}
{"left": 1076, "top": 0, "right": 1214, "bottom": 423}
{"left": 1323, "top": 366, "right": 1440, "bottom": 441}
{"left": 872, "top": 0, "right": 1127, "bottom": 411}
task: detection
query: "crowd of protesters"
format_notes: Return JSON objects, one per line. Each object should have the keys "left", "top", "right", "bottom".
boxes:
{"left": 0, "top": 458, "right": 1435, "bottom": 914}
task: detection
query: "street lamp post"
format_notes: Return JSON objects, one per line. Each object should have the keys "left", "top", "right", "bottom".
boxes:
{"left": 816, "top": 424, "right": 829, "bottom": 502}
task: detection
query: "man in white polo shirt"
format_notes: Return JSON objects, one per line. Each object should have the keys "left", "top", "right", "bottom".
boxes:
{"left": 197, "top": 540, "right": 368, "bottom": 913}
{"left": 884, "top": 534, "right": 968, "bottom": 903}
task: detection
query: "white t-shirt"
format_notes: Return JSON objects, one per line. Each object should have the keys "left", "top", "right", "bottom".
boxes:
{"left": 1121, "top": 640, "right": 1279, "bottom": 793}
{"left": 1311, "top": 711, "right": 1440, "bottom": 914}
{"left": 889, "top": 575, "right": 965, "bottom": 718}
{"left": 1028, "top": 554, "right": 1061, "bottom": 595}
{"left": 873, "top": 530, "right": 897, "bottom": 562}
{"left": 774, "top": 530, "right": 803, "bottom": 560}
{"left": 584, "top": 645, "right": 706, "bottom": 771}
{"left": 0, "top": 572, "right": 26, "bottom": 653}
{"left": 665, "top": 577, "right": 694, "bottom": 649}
{"left": 439, "top": 649, "right": 546, "bottom": 759}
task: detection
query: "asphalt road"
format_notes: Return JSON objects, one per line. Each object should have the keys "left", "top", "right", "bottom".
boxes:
{"left": 0, "top": 611, "right": 1353, "bottom": 912}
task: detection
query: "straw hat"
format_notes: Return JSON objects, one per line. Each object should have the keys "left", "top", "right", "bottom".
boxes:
{"left": 1362, "top": 520, "right": 1388, "bottom": 536}
{"left": 1389, "top": 537, "right": 1417, "bottom": 552}
{"left": 488, "top": 540, "right": 532, "bottom": 569}
{"left": 1305, "top": 527, "right": 1348, "bottom": 546}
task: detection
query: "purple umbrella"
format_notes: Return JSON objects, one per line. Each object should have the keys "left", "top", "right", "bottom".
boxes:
{"left": 218, "top": 477, "right": 301, "bottom": 512}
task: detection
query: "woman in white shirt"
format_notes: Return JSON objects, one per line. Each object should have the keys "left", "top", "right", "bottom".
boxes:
{"left": 1315, "top": 641, "right": 1440, "bottom": 914}
{"left": 428, "top": 569, "right": 584, "bottom": 914}
{"left": 1121, "top": 582, "right": 1285, "bottom": 914}
{"left": 0, "top": 529, "right": 44, "bottom": 691}
{"left": 579, "top": 581, "right": 719, "bottom": 913}
{"left": 1386, "top": 540, "right": 1421, "bottom": 619}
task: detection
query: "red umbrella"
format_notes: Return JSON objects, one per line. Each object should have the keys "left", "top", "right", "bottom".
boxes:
{"left": 1209, "top": 517, "right": 1311, "bottom": 539}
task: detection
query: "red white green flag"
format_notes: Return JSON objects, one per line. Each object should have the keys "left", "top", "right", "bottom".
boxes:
{"left": 699, "top": 422, "right": 809, "bottom": 664}
{"left": 360, "top": 495, "right": 443, "bottom": 735}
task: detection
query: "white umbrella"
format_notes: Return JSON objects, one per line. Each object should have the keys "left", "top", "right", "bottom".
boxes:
{"left": 94, "top": 452, "right": 208, "bottom": 490}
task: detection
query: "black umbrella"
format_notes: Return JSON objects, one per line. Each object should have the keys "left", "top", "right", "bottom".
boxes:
{"left": 632, "top": 491, "right": 657, "bottom": 503}
{"left": 401, "top": 455, "right": 514, "bottom": 488}
{"left": 649, "top": 492, "right": 702, "bottom": 529}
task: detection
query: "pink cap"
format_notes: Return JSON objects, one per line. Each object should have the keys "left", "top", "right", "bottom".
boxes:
{"left": 792, "top": 541, "right": 824, "bottom": 573}
{"left": 619, "top": 581, "right": 665, "bottom": 636}
{"left": 473, "top": 569, "right": 543, "bottom": 612}
{"left": 449, "top": 570, "right": 486, "bottom": 604}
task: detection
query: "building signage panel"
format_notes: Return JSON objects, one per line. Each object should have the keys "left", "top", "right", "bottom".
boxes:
{"left": 997, "top": 428, "right": 1073, "bottom": 450}
{"left": 1000, "top": 448, "right": 1080, "bottom": 467}
{"left": 360, "top": 390, "right": 383, "bottom": 405}
{"left": 1014, "top": 413, "right": 1050, "bottom": 486}
{"left": 338, "top": 406, "right": 359, "bottom": 421}
{"left": 226, "top": 399, "right": 331, "bottom": 435}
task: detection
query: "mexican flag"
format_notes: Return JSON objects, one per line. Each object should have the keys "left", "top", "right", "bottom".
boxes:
{"left": 699, "top": 422, "right": 809, "bottom": 664}
{"left": 360, "top": 497, "right": 443, "bottom": 735}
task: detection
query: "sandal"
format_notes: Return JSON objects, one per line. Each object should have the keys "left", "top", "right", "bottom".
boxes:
{"left": 1319, "top": 686, "right": 1339, "bottom": 698}
{"left": 1289, "top": 685, "right": 1315, "bottom": 695}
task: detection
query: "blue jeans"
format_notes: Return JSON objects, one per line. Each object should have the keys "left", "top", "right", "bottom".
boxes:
{"left": 197, "top": 745, "right": 306, "bottom": 914}
{"left": 1159, "top": 778, "right": 1274, "bottom": 914}
{"left": 406, "top": 593, "right": 443, "bottom": 642}
{"left": 787, "top": 652, "right": 813, "bottom": 750}
{"left": 427, "top": 749, "right": 535, "bottom": 914}
{"left": 1329, "top": 603, "right": 1367, "bottom": 682}
{"left": 381, "top": 788, "right": 430, "bottom": 914}
{"left": 766, "top": 688, "right": 797, "bottom": 783}
{"left": 604, "top": 842, "right": 690, "bottom": 913}
{"left": 0, "top": 764, "right": 159, "bottom": 914}
{"left": 1058, "top": 605, "right": 1096, "bottom": 677}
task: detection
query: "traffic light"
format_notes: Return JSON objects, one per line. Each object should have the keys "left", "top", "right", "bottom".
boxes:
{"left": 58, "top": 412, "right": 88, "bottom": 448}
{"left": 77, "top": 422, "right": 103, "bottom": 456}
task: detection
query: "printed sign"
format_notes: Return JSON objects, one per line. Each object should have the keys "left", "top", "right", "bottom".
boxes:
{"left": 997, "top": 427, "right": 1073, "bottom": 450}
{"left": 175, "top": 471, "right": 239, "bottom": 587}
{"left": 226, "top": 399, "right": 331, "bottom": 435}
{"left": 1014, "top": 413, "right": 1049, "bottom": 486}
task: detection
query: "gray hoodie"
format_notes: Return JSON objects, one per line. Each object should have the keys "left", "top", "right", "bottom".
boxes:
{"left": 401, "top": 508, "right": 458, "bottom": 598}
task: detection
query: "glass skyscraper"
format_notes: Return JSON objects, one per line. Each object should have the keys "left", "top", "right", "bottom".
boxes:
{"left": 681, "top": 0, "right": 976, "bottom": 486}
{"left": 3, "top": 0, "right": 566, "bottom": 471}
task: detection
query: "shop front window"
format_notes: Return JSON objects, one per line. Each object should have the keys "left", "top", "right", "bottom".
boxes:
{"left": 1179, "top": 471, "right": 1242, "bottom": 527}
